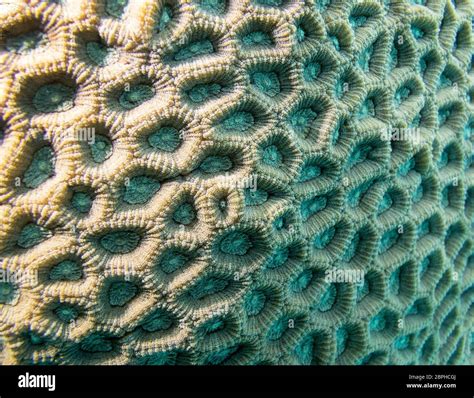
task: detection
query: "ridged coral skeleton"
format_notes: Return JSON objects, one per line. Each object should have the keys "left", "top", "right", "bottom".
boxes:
{"left": 0, "top": 0, "right": 473, "bottom": 365}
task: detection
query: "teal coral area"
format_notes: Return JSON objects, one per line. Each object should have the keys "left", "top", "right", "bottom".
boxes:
{"left": 0, "top": 0, "right": 473, "bottom": 366}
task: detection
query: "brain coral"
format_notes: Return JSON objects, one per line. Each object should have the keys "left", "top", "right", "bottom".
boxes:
{"left": 0, "top": 0, "right": 473, "bottom": 366}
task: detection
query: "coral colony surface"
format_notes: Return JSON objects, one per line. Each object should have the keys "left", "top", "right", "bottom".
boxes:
{"left": 0, "top": 0, "right": 473, "bottom": 365}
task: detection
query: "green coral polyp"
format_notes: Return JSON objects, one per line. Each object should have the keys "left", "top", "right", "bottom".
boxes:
{"left": 25, "top": 331, "right": 46, "bottom": 346}
{"left": 273, "top": 216, "right": 285, "bottom": 230}
{"left": 313, "top": 226, "right": 335, "bottom": 249}
{"left": 299, "top": 163, "right": 322, "bottom": 182}
{"left": 389, "top": 42, "right": 400, "bottom": 70}
{"left": 138, "top": 351, "right": 177, "bottom": 365}
{"left": 244, "top": 188, "right": 269, "bottom": 206}
{"left": 378, "top": 192, "right": 393, "bottom": 214}
{"left": 388, "top": 267, "right": 401, "bottom": 295}
{"left": 199, "top": 318, "right": 225, "bottom": 336}
{"left": 250, "top": 71, "right": 281, "bottom": 97}
{"left": 108, "top": 280, "right": 138, "bottom": 306}
{"left": 419, "top": 56, "right": 428, "bottom": 74}
{"left": 106, "top": 0, "right": 128, "bottom": 18}
{"left": 254, "top": 0, "right": 284, "bottom": 6}
{"left": 318, "top": 284, "right": 337, "bottom": 312}
{"left": 140, "top": 309, "right": 173, "bottom": 332}
{"left": 394, "top": 335, "right": 410, "bottom": 350}
{"left": 342, "top": 233, "right": 360, "bottom": 261}
{"left": 242, "top": 31, "right": 273, "bottom": 47}
{"left": 86, "top": 41, "right": 115, "bottom": 66}
{"left": 189, "top": 277, "right": 229, "bottom": 300}
{"left": 220, "top": 111, "right": 254, "bottom": 132}
{"left": 244, "top": 289, "right": 266, "bottom": 316}
{"left": 356, "top": 278, "right": 370, "bottom": 302}
{"left": 358, "top": 45, "right": 374, "bottom": 71}
{"left": 23, "top": 146, "right": 55, "bottom": 189}
{"left": 6, "top": 30, "right": 45, "bottom": 53}
{"left": 148, "top": 126, "right": 182, "bottom": 152}
{"left": 439, "top": 146, "right": 457, "bottom": 168}
{"left": 398, "top": 157, "right": 415, "bottom": 176}
{"left": 80, "top": 333, "right": 114, "bottom": 353}
{"left": 119, "top": 84, "right": 155, "bottom": 109}
{"left": 100, "top": 231, "right": 141, "bottom": 254}
{"left": 204, "top": 345, "right": 238, "bottom": 365}
{"left": 350, "top": 13, "right": 369, "bottom": 28}
{"left": 357, "top": 98, "right": 376, "bottom": 118}
{"left": 156, "top": 6, "right": 173, "bottom": 32}
{"left": 54, "top": 304, "right": 79, "bottom": 322}
{"left": 123, "top": 176, "right": 161, "bottom": 205}
{"left": 394, "top": 86, "right": 412, "bottom": 106}
{"left": 369, "top": 311, "right": 388, "bottom": 332}
{"left": 1, "top": 0, "right": 473, "bottom": 366}
{"left": 173, "top": 39, "right": 214, "bottom": 62}
{"left": 89, "top": 135, "right": 112, "bottom": 163}
{"left": 296, "top": 24, "right": 307, "bottom": 42}
{"left": 289, "top": 107, "right": 318, "bottom": 135}
{"left": 411, "top": 25, "right": 425, "bottom": 40}
{"left": 220, "top": 231, "right": 252, "bottom": 256}
{"left": 417, "top": 219, "right": 431, "bottom": 238}
{"left": 303, "top": 61, "right": 321, "bottom": 82}
{"left": 379, "top": 229, "right": 400, "bottom": 253}
{"left": 17, "top": 223, "right": 50, "bottom": 249}
{"left": 295, "top": 335, "right": 314, "bottom": 364}
{"left": 438, "top": 107, "right": 452, "bottom": 126}
{"left": 441, "top": 186, "right": 451, "bottom": 207}
{"left": 159, "top": 250, "right": 191, "bottom": 274}
{"left": 0, "top": 282, "right": 16, "bottom": 304}
{"left": 419, "top": 257, "right": 431, "bottom": 278}
{"left": 336, "top": 327, "right": 348, "bottom": 356}
{"left": 71, "top": 191, "right": 93, "bottom": 213}
{"left": 266, "top": 247, "right": 289, "bottom": 269}
{"left": 187, "top": 83, "right": 222, "bottom": 103}
{"left": 197, "top": 0, "right": 227, "bottom": 14}
{"left": 261, "top": 144, "right": 283, "bottom": 167}
{"left": 317, "top": 0, "right": 331, "bottom": 11}
{"left": 33, "top": 83, "right": 75, "bottom": 113}
{"left": 301, "top": 196, "right": 327, "bottom": 221}
{"left": 347, "top": 181, "right": 372, "bottom": 207}
{"left": 327, "top": 33, "right": 339, "bottom": 49}
{"left": 199, "top": 155, "right": 233, "bottom": 173}
{"left": 49, "top": 260, "right": 82, "bottom": 281}
{"left": 172, "top": 202, "right": 196, "bottom": 225}
{"left": 291, "top": 269, "right": 313, "bottom": 293}
{"left": 267, "top": 316, "right": 290, "bottom": 341}
{"left": 411, "top": 300, "right": 428, "bottom": 318}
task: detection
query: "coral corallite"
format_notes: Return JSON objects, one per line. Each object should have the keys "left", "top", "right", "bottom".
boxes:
{"left": 0, "top": 0, "right": 473, "bottom": 365}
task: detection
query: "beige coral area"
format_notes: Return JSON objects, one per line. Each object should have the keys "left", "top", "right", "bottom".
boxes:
{"left": 0, "top": 0, "right": 473, "bottom": 365}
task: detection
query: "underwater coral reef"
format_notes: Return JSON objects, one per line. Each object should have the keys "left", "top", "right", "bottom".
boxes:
{"left": 0, "top": 0, "right": 473, "bottom": 365}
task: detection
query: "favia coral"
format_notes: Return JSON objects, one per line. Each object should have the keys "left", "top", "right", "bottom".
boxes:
{"left": 0, "top": 0, "right": 473, "bottom": 365}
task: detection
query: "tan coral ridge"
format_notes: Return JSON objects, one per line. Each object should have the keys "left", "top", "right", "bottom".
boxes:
{"left": 0, "top": 0, "right": 473, "bottom": 365}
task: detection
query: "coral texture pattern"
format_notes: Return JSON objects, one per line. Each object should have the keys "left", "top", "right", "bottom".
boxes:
{"left": 0, "top": 0, "right": 473, "bottom": 365}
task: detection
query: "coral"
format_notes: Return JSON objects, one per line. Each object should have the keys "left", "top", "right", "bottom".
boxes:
{"left": 0, "top": 0, "right": 473, "bottom": 366}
